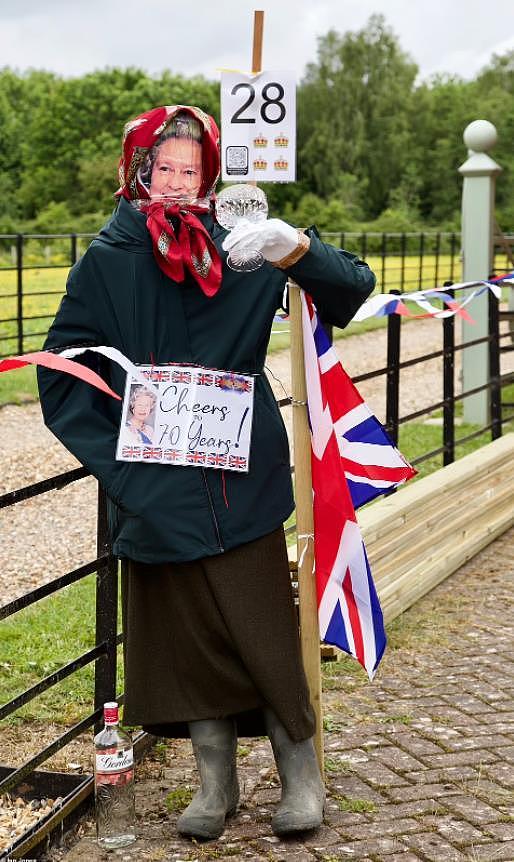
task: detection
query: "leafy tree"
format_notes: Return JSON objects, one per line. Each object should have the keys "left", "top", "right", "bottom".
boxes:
{"left": 298, "top": 15, "right": 418, "bottom": 217}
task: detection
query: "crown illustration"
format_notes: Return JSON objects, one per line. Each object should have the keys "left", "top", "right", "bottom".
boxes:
{"left": 274, "top": 158, "right": 289, "bottom": 170}
{"left": 274, "top": 134, "right": 289, "bottom": 148}
{"left": 253, "top": 134, "right": 268, "bottom": 148}
{"left": 253, "top": 159, "right": 267, "bottom": 170}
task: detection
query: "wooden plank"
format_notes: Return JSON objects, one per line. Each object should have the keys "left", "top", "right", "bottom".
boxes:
{"left": 359, "top": 435, "right": 514, "bottom": 542}
{"left": 368, "top": 478, "right": 514, "bottom": 584}
{"left": 378, "top": 498, "right": 514, "bottom": 606}
{"left": 381, "top": 505, "right": 513, "bottom": 622}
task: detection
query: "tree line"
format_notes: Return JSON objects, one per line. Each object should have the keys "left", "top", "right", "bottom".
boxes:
{"left": 0, "top": 14, "right": 512, "bottom": 236}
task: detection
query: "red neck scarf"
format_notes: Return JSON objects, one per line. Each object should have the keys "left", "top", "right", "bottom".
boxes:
{"left": 116, "top": 105, "right": 222, "bottom": 298}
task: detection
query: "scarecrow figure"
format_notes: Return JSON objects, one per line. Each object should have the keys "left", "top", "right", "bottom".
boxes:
{"left": 38, "top": 105, "right": 376, "bottom": 840}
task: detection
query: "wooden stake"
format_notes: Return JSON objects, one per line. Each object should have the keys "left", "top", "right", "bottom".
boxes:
{"left": 252, "top": 10, "right": 264, "bottom": 74}
{"left": 289, "top": 284, "right": 324, "bottom": 772}
{"left": 248, "top": 10, "right": 323, "bottom": 766}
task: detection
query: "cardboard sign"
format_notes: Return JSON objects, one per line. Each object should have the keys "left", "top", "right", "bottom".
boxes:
{"left": 116, "top": 365, "right": 254, "bottom": 472}
{"left": 221, "top": 70, "right": 296, "bottom": 182}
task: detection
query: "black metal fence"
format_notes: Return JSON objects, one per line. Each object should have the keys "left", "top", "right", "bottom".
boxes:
{"left": 1, "top": 231, "right": 512, "bottom": 360}
{"left": 1, "top": 243, "right": 514, "bottom": 857}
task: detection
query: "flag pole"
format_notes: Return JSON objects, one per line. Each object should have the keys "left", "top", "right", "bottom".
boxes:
{"left": 249, "top": 9, "right": 323, "bottom": 769}
{"left": 289, "top": 285, "right": 324, "bottom": 771}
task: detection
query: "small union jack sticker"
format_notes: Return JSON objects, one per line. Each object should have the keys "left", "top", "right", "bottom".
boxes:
{"left": 149, "top": 369, "right": 171, "bottom": 382}
{"left": 172, "top": 370, "right": 192, "bottom": 384}
{"left": 195, "top": 372, "right": 214, "bottom": 386}
{"left": 142, "top": 447, "right": 163, "bottom": 460}
{"left": 186, "top": 451, "right": 206, "bottom": 465}
{"left": 207, "top": 452, "right": 228, "bottom": 467}
{"left": 122, "top": 446, "right": 141, "bottom": 459}
{"left": 228, "top": 455, "right": 248, "bottom": 470}
{"left": 163, "top": 449, "right": 183, "bottom": 462}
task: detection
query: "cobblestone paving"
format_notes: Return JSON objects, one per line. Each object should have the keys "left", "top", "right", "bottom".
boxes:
{"left": 48, "top": 527, "right": 514, "bottom": 862}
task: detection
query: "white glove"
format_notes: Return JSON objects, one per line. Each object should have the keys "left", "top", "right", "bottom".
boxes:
{"left": 222, "top": 218, "right": 300, "bottom": 263}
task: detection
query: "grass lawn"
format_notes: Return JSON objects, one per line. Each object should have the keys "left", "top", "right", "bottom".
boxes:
{"left": 0, "top": 573, "right": 124, "bottom": 727}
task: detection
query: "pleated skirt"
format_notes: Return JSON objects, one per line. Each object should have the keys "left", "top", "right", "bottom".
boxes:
{"left": 121, "top": 527, "right": 316, "bottom": 742}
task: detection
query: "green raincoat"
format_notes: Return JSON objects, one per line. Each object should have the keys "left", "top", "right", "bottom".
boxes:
{"left": 38, "top": 197, "right": 375, "bottom": 563}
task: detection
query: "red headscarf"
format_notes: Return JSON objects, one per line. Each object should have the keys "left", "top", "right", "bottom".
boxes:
{"left": 116, "top": 105, "right": 222, "bottom": 297}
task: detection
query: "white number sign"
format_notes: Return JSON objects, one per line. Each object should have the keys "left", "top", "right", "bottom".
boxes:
{"left": 221, "top": 71, "right": 296, "bottom": 183}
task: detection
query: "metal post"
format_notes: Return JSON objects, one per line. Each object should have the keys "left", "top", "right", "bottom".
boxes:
{"left": 16, "top": 234, "right": 23, "bottom": 355}
{"left": 442, "top": 284, "right": 455, "bottom": 465}
{"left": 400, "top": 233, "right": 406, "bottom": 292}
{"left": 459, "top": 120, "right": 502, "bottom": 424}
{"left": 434, "top": 232, "right": 441, "bottom": 289}
{"left": 381, "top": 233, "right": 387, "bottom": 291}
{"left": 70, "top": 233, "right": 78, "bottom": 266}
{"left": 449, "top": 233, "right": 457, "bottom": 281}
{"left": 94, "top": 484, "right": 118, "bottom": 733}
{"left": 386, "top": 291, "right": 401, "bottom": 445}
{"left": 418, "top": 233, "right": 425, "bottom": 290}
{"left": 489, "top": 289, "right": 502, "bottom": 440}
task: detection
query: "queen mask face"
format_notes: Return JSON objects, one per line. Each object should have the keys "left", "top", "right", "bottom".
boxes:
{"left": 138, "top": 112, "right": 205, "bottom": 205}
{"left": 149, "top": 138, "right": 203, "bottom": 201}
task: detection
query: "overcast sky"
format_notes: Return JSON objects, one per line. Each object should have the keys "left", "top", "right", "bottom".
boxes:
{"left": 1, "top": 0, "right": 513, "bottom": 83}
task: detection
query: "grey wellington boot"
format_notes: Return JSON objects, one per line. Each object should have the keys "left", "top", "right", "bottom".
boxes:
{"left": 264, "top": 707, "right": 325, "bottom": 836}
{"left": 176, "top": 718, "right": 239, "bottom": 841}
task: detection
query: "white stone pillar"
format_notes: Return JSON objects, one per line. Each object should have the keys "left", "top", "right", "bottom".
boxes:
{"left": 458, "top": 120, "right": 501, "bottom": 424}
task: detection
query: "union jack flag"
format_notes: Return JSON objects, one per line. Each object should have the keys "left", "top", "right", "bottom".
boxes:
{"left": 149, "top": 369, "right": 171, "bottom": 382}
{"left": 207, "top": 452, "right": 228, "bottom": 467}
{"left": 163, "top": 448, "right": 183, "bottom": 462}
{"left": 195, "top": 372, "right": 214, "bottom": 386}
{"left": 301, "top": 292, "right": 415, "bottom": 678}
{"left": 186, "top": 450, "right": 206, "bottom": 464}
{"left": 172, "top": 370, "right": 192, "bottom": 384}
{"left": 122, "top": 445, "right": 141, "bottom": 459}
{"left": 142, "top": 446, "right": 163, "bottom": 460}
{"left": 228, "top": 455, "right": 247, "bottom": 470}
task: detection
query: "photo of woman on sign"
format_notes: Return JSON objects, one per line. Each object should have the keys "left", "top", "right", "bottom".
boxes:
{"left": 123, "top": 384, "right": 156, "bottom": 445}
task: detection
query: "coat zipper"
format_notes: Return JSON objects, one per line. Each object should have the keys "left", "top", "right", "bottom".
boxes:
{"left": 201, "top": 468, "right": 224, "bottom": 553}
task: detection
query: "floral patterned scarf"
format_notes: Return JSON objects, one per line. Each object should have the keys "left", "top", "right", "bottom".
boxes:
{"left": 116, "top": 105, "right": 222, "bottom": 298}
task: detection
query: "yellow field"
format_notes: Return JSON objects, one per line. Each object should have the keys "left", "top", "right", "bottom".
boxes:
{"left": 0, "top": 251, "right": 511, "bottom": 360}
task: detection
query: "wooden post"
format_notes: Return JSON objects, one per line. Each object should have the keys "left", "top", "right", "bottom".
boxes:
{"left": 289, "top": 284, "right": 324, "bottom": 771}
{"left": 252, "top": 10, "right": 264, "bottom": 74}
{"left": 249, "top": 9, "right": 323, "bottom": 767}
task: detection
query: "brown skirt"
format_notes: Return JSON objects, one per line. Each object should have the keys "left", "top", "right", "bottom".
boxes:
{"left": 121, "top": 527, "right": 316, "bottom": 742}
